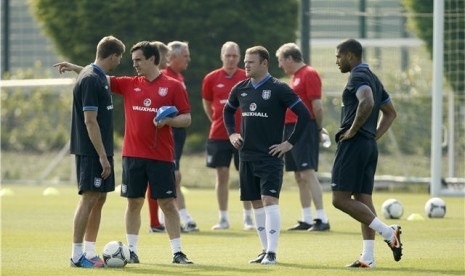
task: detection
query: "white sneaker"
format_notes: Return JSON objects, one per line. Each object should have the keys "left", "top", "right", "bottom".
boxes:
{"left": 243, "top": 216, "right": 255, "bottom": 231}
{"left": 212, "top": 219, "right": 230, "bottom": 230}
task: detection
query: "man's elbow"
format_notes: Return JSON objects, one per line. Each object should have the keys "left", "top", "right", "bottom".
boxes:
{"left": 185, "top": 118, "right": 192, "bottom": 128}
{"left": 386, "top": 108, "right": 397, "bottom": 122}
{"left": 391, "top": 110, "right": 397, "bottom": 121}
{"left": 183, "top": 114, "right": 192, "bottom": 128}
{"left": 84, "top": 118, "right": 97, "bottom": 128}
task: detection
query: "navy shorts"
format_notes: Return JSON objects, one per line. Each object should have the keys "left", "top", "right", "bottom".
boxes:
{"left": 172, "top": 127, "right": 186, "bottom": 170}
{"left": 331, "top": 134, "right": 378, "bottom": 195}
{"left": 121, "top": 157, "right": 176, "bottom": 199}
{"left": 284, "top": 121, "right": 319, "bottom": 172}
{"left": 75, "top": 155, "right": 115, "bottom": 195}
{"left": 206, "top": 139, "right": 239, "bottom": 170}
{"left": 239, "top": 159, "right": 284, "bottom": 201}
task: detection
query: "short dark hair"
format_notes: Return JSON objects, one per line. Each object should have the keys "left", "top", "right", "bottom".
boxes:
{"left": 246, "top": 46, "right": 270, "bottom": 63}
{"left": 96, "top": 36, "right": 125, "bottom": 59}
{"left": 337, "top": 39, "right": 363, "bottom": 58}
{"left": 131, "top": 41, "right": 160, "bottom": 65}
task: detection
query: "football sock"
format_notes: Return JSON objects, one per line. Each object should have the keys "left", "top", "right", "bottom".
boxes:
{"left": 126, "top": 234, "right": 139, "bottom": 254}
{"left": 243, "top": 208, "right": 252, "bottom": 220}
{"left": 253, "top": 207, "right": 267, "bottom": 250}
{"left": 84, "top": 241, "right": 96, "bottom": 259}
{"left": 72, "top": 243, "right": 84, "bottom": 263}
{"left": 220, "top": 210, "right": 228, "bottom": 221}
{"left": 316, "top": 209, "right": 329, "bottom": 224}
{"left": 368, "top": 217, "right": 394, "bottom": 241}
{"left": 264, "top": 204, "right": 281, "bottom": 253}
{"left": 302, "top": 207, "right": 313, "bottom": 224}
{"left": 179, "top": 208, "right": 193, "bottom": 225}
{"left": 170, "top": 238, "right": 182, "bottom": 254}
{"left": 361, "top": 240, "right": 375, "bottom": 262}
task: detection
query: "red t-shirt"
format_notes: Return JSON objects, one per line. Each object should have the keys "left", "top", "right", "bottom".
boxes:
{"left": 162, "top": 67, "right": 185, "bottom": 88}
{"left": 110, "top": 74, "right": 190, "bottom": 162}
{"left": 285, "top": 65, "right": 322, "bottom": 124}
{"left": 202, "top": 68, "right": 246, "bottom": 139}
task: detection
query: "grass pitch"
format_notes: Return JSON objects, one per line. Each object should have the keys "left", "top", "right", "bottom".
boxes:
{"left": 1, "top": 185, "right": 464, "bottom": 275}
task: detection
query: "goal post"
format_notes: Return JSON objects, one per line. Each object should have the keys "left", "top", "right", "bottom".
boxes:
{"left": 0, "top": 78, "right": 75, "bottom": 88}
{"left": 305, "top": 1, "right": 463, "bottom": 195}
{"left": 431, "top": 0, "right": 464, "bottom": 197}
{"left": 1, "top": 77, "right": 75, "bottom": 185}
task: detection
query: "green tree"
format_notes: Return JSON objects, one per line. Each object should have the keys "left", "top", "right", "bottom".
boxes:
{"left": 30, "top": 0, "right": 299, "bottom": 151}
{"left": 402, "top": 0, "right": 464, "bottom": 95}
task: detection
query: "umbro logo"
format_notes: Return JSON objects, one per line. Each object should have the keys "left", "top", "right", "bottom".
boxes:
{"left": 134, "top": 88, "right": 141, "bottom": 92}
{"left": 241, "top": 93, "right": 247, "bottom": 97}
{"left": 269, "top": 189, "right": 277, "bottom": 193}
{"left": 166, "top": 190, "right": 173, "bottom": 194}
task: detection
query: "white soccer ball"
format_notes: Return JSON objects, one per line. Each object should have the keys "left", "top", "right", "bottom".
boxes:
{"left": 102, "top": 241, "right": 130, "bottom": 267}
{"left": 425, "top": 197, "right": 446, "bottom": 218}
{"left": 381, "top": 198, "right": 404, "bottom": 219}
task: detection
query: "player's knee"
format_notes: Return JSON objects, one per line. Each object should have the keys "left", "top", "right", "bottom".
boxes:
{"left": 332, "top": 197, "right": 344, "bottom": 210}
{"left": 127, "top": 198, "right": 144, "bottom": 212}
{"left": 158, "top": 198, "right": 177, "bottom": 212}
{"left": 95, "top": 193, "right": 107, "bottom": 206}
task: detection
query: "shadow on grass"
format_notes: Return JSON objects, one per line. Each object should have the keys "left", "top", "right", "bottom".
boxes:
{"left": 101, "top": 262, "right": 465, "bottom": 275}
{"left": 182, "top": 229, "right": 362, "bottom": 238}
{"left": 181, "top": 230, "right": 255, "bottom": 238}
{"left": 116, "top": 263, "right": 268, "bottom": 275}
{"left": 278, "top": 262, "right": 465, "bottom": 275}
{"left": 280, "top": 229, "right": 361, "bottom": 237}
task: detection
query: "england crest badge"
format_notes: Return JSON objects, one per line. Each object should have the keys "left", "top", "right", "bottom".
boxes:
{"left": 262, "top": 90, "right": 271, "bottom": 100}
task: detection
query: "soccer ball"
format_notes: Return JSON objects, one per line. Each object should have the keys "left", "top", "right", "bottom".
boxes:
{"left": 381, "top": 199, "right": 404, "bottom": 219}
{"left": 102, "top": 241, "right": 130, "bottom": 267}
{"left": 425, "top": 197, "right": 446, "bottom": 218}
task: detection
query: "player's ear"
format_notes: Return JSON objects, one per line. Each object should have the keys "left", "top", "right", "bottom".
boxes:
{"left": 346, "top": 52, "right": 353, "bottom": 61}
{"left": 262, "top": 58, "right": 269, "bottom": 67}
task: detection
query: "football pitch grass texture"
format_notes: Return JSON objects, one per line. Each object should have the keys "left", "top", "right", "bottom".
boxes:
{"left": 1, "top": 185, "right": 464, "bottom": 275}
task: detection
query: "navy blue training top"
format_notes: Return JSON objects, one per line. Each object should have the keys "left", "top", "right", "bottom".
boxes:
{"left": 70, "top": 64, "right": 114, "bottom": 156}
{"left": 337, "top": 64, "right": 391, "bottom": 141}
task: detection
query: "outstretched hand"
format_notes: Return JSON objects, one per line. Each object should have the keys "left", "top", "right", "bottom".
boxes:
{"left": 53, "top": 62, "right": 82, "bottom": 74}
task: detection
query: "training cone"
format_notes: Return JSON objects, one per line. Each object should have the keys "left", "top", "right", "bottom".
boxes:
{"left": 407, "top": 213, "right": 425, "bottom": 221}
{"left": 0, "top": 188, "right": 15, "bottom": 197}
{"left": 43, "top": 187, "right": 60, "bottom": 196}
